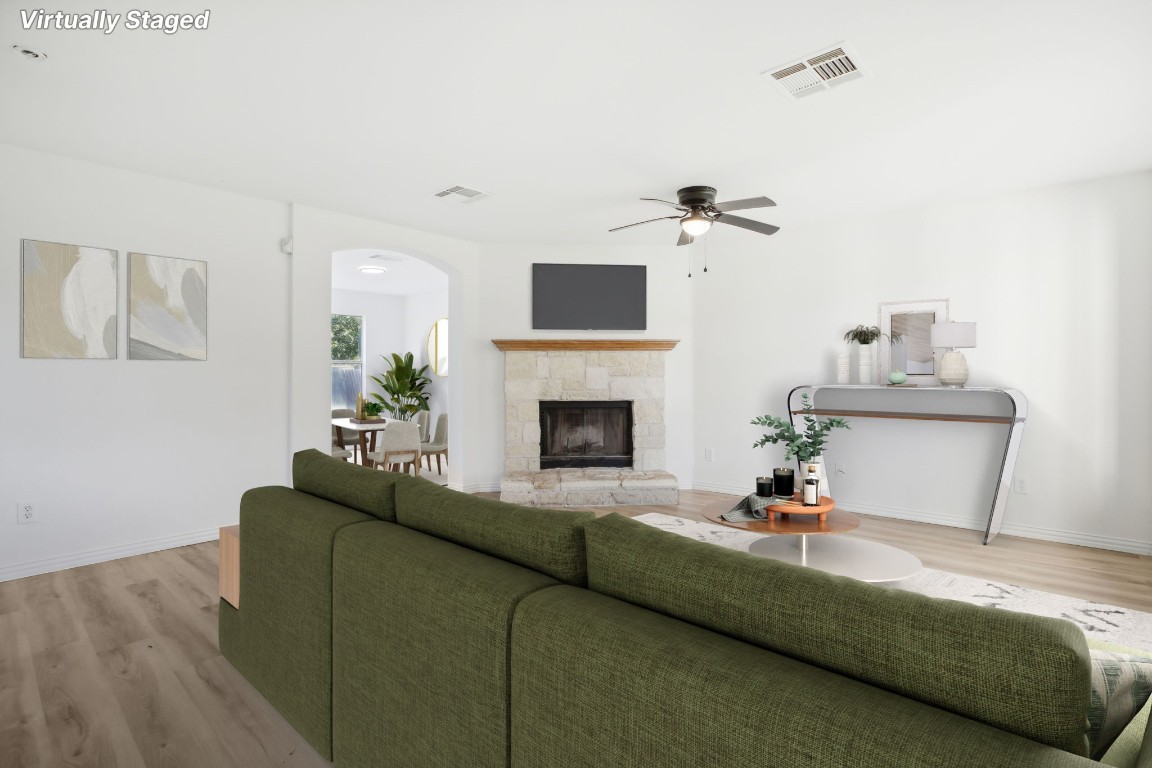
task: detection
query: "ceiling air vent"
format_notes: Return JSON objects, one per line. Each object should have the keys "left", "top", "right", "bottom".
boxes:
{"left": 763, "top": 43, "right": 864, "bottom": 100}
{"left": 433, "top": 185, "right": 491, "bottom": 204}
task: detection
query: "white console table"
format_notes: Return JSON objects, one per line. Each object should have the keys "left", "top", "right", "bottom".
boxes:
{"left": 788, "top": 385, "right": 1028, "bottom": 544}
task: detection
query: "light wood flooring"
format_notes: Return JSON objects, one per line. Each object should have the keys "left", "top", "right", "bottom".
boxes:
{"left": 1, "top": 489, "right": 1149, "bottom": 768}
{"left": 616, "top": 490, "right": 1152, "bottom": 613}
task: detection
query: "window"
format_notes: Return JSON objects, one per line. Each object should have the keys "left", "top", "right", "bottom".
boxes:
{"left": 331, "top": 314, "right": 363, "bottom": 409}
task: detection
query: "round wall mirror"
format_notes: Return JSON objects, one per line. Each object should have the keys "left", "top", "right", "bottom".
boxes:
{"left": 427, "top": 318, "right": 448, "bottom": 377}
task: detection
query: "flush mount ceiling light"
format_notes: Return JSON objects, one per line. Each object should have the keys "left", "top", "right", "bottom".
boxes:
{"left": 11, "top": 45, "right": 47, "bottom": 61}
{"left": 359, "top": 265, "right": 387, "bottom": 274}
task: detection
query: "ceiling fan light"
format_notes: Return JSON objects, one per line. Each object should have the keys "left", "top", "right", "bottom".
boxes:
{"left": 680, "top": 210, "right": 712, "bottom": 236}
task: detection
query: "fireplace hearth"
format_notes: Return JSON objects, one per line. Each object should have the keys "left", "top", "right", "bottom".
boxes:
{"left": 539, "top": 400, "right": 632, "bottom": 469}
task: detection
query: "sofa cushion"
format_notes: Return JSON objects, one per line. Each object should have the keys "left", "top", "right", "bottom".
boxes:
{"left": 394, "top": 479, "right": 595, "bottom": 586}
{"left": 333, "top": 522, "right": 558, "bottom": 768}
{"left": 511, "top": 585, "right": 1095, "bottom": 768}
{"left": 583, "top": 513, "right": 1093, "bottom": 757}
{"left": 292, "top": 448, "right": 414, "bottom": 521}
{"left": 1088, "top": 648, "right": 1152, "bottom": 758}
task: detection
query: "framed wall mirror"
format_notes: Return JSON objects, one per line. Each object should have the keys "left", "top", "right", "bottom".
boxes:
{"left": 879, "top": 299, "right": 948, "bottom": 385}
{"left": 426, "top": 317, "right": 448, "bottom": 377}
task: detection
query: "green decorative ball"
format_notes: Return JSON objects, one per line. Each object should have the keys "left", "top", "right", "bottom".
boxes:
{"left": 888, "top": 371, "right": 908, "bottom": 384}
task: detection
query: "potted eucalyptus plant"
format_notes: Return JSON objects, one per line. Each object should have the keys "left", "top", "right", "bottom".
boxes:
{"left": 752, "top": 393, "right": 850, "bottom": 487}
{"left": 370, "top": 352, "right": 432, "bottom": 421}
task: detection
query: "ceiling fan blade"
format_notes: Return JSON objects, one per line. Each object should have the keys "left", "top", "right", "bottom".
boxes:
{"left": 640, "top": 197, "right": 689, "bottom": 211}
{"left": 714, "top": 213, "right": 780, "bottom": 236}
{"left": 608, "top": 215, "right": 681, "bottom": 233}
{"left": 677, "top": 230, "right": 694, "bottom": 247}
{"left": 713, "top": 196, "right": 777, "bottom": 212}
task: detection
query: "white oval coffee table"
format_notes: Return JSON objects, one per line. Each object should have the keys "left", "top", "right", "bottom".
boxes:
{"left": 702, "top": 499, "right": 922, "bottom": 583}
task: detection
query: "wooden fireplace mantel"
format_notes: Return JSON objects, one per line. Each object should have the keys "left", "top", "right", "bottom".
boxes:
{"left": 491, "top": 339, "right": 679, "bottom": 352}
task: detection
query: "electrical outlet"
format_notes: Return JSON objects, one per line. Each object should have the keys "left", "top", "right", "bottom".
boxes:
{"left": 17, "top": 503, "right": 37, "bottom": 524}
{"left": 1013, "top": 476, "right": 1028, "bottom": 495}
{"left": 704, "top": 447, "right": 714, "bottom": 462}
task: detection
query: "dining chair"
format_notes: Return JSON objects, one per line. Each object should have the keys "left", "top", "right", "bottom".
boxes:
{"left": 415, "top": 410, "right": 431, "bottom": 444}
{"left": 367, "top": 420, "right": 422, "bottom": 476}
{"left": 332, "top": 408, "right": 360, "bottom": 462}
{"left": 422, "top": 413, "right": 447, "bottom": 474}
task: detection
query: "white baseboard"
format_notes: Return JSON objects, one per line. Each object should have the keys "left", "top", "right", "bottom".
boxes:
{"left": 832, "top": 499, "right": 1152, "bottom": 556}
{"left": 690, "top": 481, "right": 751, "bottom": 496}
{"left": 0, "top": 528, "right": 222, "bottom": 583}
{"left": 997, "top": 521, "right": 1151, "bottom": 556}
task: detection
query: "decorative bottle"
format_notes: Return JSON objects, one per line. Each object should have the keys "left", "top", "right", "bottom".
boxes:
{"left": 355, "top": 392, "right": 365, "bottom": 420}
{"left": 803, "top": 464, "right": 820, "bottom": 506}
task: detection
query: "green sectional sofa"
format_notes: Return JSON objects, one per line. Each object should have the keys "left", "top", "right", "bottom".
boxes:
{"left": 219, "top": 450, "right": 1151, "bottom": 768}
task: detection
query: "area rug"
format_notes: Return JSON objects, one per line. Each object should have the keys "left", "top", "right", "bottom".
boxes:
{"left": 633, "top": 512, "right": 1152, "bottom": 650}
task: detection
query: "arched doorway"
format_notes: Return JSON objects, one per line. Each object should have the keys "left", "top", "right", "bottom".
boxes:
{"left": 330, "top": 248, "right": 450, "bottom": 478}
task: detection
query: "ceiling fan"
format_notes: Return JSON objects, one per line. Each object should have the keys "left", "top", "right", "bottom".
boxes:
{"left": 609, "top": 186, "right": 780, "bottom": 246}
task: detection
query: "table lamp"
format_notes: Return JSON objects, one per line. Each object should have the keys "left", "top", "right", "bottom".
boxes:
{"left": 930, "top": 322, "right": 977, "bottom": 387}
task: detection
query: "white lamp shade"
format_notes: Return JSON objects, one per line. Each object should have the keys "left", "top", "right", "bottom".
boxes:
{"left": 930, "top": 322, "right": 977, "bottom": 349}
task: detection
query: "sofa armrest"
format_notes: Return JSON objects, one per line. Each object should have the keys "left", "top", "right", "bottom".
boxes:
{"left": 220, "top": 485, "right": 374, "bottom": 759}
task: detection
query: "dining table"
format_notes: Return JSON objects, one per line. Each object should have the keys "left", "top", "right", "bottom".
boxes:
{"left": 332, "top": 417, "right": 389, "bottom": 467}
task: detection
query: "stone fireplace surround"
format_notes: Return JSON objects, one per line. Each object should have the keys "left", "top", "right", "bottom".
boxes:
{"left": 493, "top": 339, "right": 679, "bottom": 506}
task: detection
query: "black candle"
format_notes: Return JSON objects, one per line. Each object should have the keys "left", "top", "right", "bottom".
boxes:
{"left": 772, "top": 468, "right": 794, "bottom": 498}
{"left": 756, "top": 476, "right": 773, "bottom": 497}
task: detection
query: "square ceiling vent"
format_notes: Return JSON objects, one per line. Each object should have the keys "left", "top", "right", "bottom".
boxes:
{"left": 763, "top": 43, "right": 864, "bottom": 100}
{"left": 433, "top": 185, "right": 491, "bottom": 204}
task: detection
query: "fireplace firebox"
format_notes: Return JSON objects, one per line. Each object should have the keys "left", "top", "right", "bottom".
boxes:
{"left": 539, "top": 400, "right": 633, "bottom": 469}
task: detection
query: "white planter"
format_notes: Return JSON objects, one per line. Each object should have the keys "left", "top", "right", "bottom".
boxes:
{"left": 836, "top": 351, "right": 850, "bottom": 384}
{"left": 857, "top": 343, "right": 874, "bottom": 385}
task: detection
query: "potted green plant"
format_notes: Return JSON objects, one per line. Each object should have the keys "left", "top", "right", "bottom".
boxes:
{"left": 752, "top": 394, "right": 850, "bottom": 484}
{"left": 842, "top": 325, "right": 883, "bottom": 345}
{"left": 370, "top": 352, "right": 432, "bottom": 421}
{"left": 362, "top": 401, "right": 385, "bottom": 419}
{"left": 843, "top": 325, "right": 887, "bottom": 385}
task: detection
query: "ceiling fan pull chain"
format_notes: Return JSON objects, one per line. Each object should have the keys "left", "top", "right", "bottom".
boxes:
{"left": 704, "top": 237, "right": 709, "bottom": 273}
{"left": 687, "top": 246, "right": 692, "bottom": 278}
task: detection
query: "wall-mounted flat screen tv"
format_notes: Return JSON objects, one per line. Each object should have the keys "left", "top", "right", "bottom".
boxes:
{"left": 532, "top": 263, "right": 647, "bottom": 330}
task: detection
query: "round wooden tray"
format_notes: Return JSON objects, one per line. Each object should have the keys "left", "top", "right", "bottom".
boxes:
{"left": 761, "top": 493, "right": 834, "bottom": 521}
{"left": 703, "top": 498, "right": 859, "bottom": 536}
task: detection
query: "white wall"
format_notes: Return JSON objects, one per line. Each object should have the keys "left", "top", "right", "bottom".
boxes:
{"left": 404, "top": 289, "right": 450, "bottom": 421}
{"left": 6, "top": 143, "right": 1146, "bottom": 581}
{"left": 0, "top": 143, "right": 292, "bottom": 580}
{"left": 692, "top": 171, "right": 1152, "bottom": 554}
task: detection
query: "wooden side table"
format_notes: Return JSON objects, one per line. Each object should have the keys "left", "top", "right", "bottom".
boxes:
{"left": 219, "top": 525, "right": 240, "bottom": 608}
